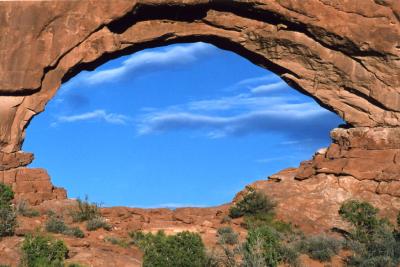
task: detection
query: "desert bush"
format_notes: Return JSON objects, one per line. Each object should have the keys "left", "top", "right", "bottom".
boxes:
{"left": 0, "top": 183, "right": 16, "bottom": 237}
{"left": 296, "top": 235, "right": 342, "bottom": 262}
{"left": 339, "top": 200, "right": 389, "bottom": 243}
{"left": 20, "top": 234, "right": 68, "bottom": 267}
{"left": 339, "top": 200, "right": 400, "bottom": 266}
{"left": 217, "top": 227, "right": 239, "bottom": 245}
{"left": 0, "top": 205, "right": 17, "bottom": 237}
{"left": 278, "top": 244, "right": 301, "bottom": 267}
{"left": 45, "top": 216, "right": 68, "bottom": 234}
{"left": 70, "top": 196, "right": 100, "bottom": 222}
{"left": 243, "top": 226, "right": 282, "bottom": 267}
{"left": 45, "top": 216, "right": 84, "bottom": 238}
{"left": 131, "top": 230, "right": 207, "bottom": 267}
{"left": 221, "top": 215, "right": 232, "bottom": 224}
{"left": 229, "top": 187, "right": 275, "bottom": 219}
{"left": 0, "top": 183, "right": 14, "bottom": 205}
{"left": 64, "top": 227, "right": 85, "bottom": 238}
{"left": 206, "top": 246, "right": 243, "bottom": 267}
{"left": 104, "top": 236, "right": 129, "bottom": 248}
{"left": 16, "top": 200, "right": 40, "bottom": 217}
{"left": 210, "top": 226, "right": 243, "bottom": 267}
{"left": 86, "top": 216, "right": 111, "bottom": 231}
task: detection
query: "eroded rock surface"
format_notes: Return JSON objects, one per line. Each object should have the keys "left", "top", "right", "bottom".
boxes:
{"left": 245, "top": 127, "right": 400, "bottom": 233}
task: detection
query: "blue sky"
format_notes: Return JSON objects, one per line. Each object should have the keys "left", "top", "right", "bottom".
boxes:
{"left": 24, "top": 42, "right": 342, "bottom": 208}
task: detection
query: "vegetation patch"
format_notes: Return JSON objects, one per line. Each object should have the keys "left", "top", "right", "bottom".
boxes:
{"left": 339, "top": 200, "right": 400, "bottom": 267}
{"left": 104, "top": 236, "right": 130, "bottom": 248}
{"left": 296, "top": 235, "right": 342, "bottom": 262}
{"left": 86, "top": 216, "right": 111, "bottom": 231}
{"left": 217, "top": 227, "right": 239, "bottom": 245}
{"left": 16, "top": 201, "right": 40, "bottom": 218}
{"left": 20, "top": 233, "right": 68, "bottom": 267}
{"left": 45, "top": 216, "right": 84, "bottom": 238}
{"left": 0, "top": 183, "right": 16, "bottom": 237}
{"left": 130, "top": 230, "right": 207, "bottom": 267}
{"left": 229, "top": 186, "right": 275, "bottom": 219}
{"left": 70, "top": 196, "right": 100, "bottom": 223}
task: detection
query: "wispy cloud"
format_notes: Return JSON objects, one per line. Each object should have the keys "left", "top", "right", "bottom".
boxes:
{"left": 85, "top": 42, "right": 215, "bottom": 84}
{"left": 186, "top": 94, "right": 289, "bottom": 112}
{"left": 250, "top": 81, "right": 287, "bottom": 94}
{"left": 137, "top": 102, "right": 341, "bottom": 140}
{"left": 53, "top": 110, "right": 131, "bottom": 126}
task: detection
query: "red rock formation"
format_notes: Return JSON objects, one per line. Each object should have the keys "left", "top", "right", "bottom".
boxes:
{"left": 0, "top": 1, "right": 398, "bottom": 233}
{"left": 244, "top": 126, "right": 400, "bottom": 233}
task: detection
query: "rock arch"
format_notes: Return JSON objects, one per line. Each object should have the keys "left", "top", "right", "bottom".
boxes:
{"left": 0, "top": 0, "right": 399, "bottom": 221}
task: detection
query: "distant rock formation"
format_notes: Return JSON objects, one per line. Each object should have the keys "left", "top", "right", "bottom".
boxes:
{"left": 0, "top": 0, "right": 399, "bottom": 231}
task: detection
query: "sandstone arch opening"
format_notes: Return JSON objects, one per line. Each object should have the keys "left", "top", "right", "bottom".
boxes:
{"left": 0, "top": 0, "right": 398, "bottom": 233}
{"left": 23, "top": 42, "right": 343, "bottom": 207}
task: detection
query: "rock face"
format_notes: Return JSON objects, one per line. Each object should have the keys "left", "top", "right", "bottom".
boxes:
{"left": 0, "top": 0, "right": 399, "bottom": 231}
{"left": 244, "top": 125, "right": 400, "bottom": 233}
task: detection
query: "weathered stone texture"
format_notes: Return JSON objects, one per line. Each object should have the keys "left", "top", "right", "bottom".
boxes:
{"left": 0, "top": 168, "right": 66, "bottom": 205}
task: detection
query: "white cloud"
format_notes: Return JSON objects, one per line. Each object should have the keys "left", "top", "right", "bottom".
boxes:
{"left": 137, "top": 103, "right": 339, "bottom": 140}
{"left": 224, "top": 75, "right": 281, "bottom": 91}
{"left": 53, "top": 110, "right": 131, "bottom": 126}
{"left": 250, "top": 81, "right": 287, "bottom": 94}
{"left": 85, "top": 42, "right": 215, "bottom": 84}
{"left": 187, "top": 94, "right": 289, "bottom": 112}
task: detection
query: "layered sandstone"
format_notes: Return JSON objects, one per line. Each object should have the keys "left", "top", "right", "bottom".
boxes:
{"left": 0, "top": 0, "right": 399, "bottom": 233}
{"left": 245, "top": 127, "right": 400, "bottom": 233}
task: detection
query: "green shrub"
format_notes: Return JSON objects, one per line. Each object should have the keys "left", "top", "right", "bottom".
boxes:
{"left": 339, "top": 200, "right": 389, "bottom": 243}
{"left": 0, "top": 205, "right": 17, "bottom": 237}
{"left": 20, "top": 234, "right": 68, "bottom": 267}
{"left": 104, "top": 236, "right": 129, "bottom": 248}
{"left": 221, "top": 215, "right": 232, "bottom": 224}
{"left": 45, "top": 217, "right": 67, "bottom": 234}
{"left": 45, "top": 216, "right": 84, "bottom": 238}
{"left": 243, "top": 226, "right": 282, "bottom": 267}
{"left": 0, "top": 183, "right": 16, "bottom": 237}
{"left": 64, "top": 227, "right": 85, "bottom": 238}
{"left": 278, "top": 245, "right": 300, "bottom": 267}
{"left": 16, "top": 201, "right": 40, "bottom": 217}
{"left": 0, "top": 183, "right": 14, "bottom": 205}
{"left": 209, "top": 227, "right": 243, "bottom": 267}
{"left": 229, "top": 187, "right": 275, "bottom": 219}
{"left": 86, "top": 217, "right": 111, "bottom": 231}
{"left": 296, "top": 235, "right": 342, "bottom": 262}
{"left": 217, "top": 227, "right": 239, "bottom": 245}
{"left": 70, "top": 196, "right": 100, "bottom": 222}
{"left": 339, "top": 200, "right": 400, "bottom": 266}
{"left": 67, "top": 264, "right": 86, "bottom": 267}
{"left": 242, "top": 212, "right": 275, "bottom": 229}
{"left": 132, "top": 230, "right": 207, "bottom": 267}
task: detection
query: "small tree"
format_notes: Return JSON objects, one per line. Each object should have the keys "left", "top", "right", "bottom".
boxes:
{"left": 229, "top": 187, "right": 275, "bottom": 219}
